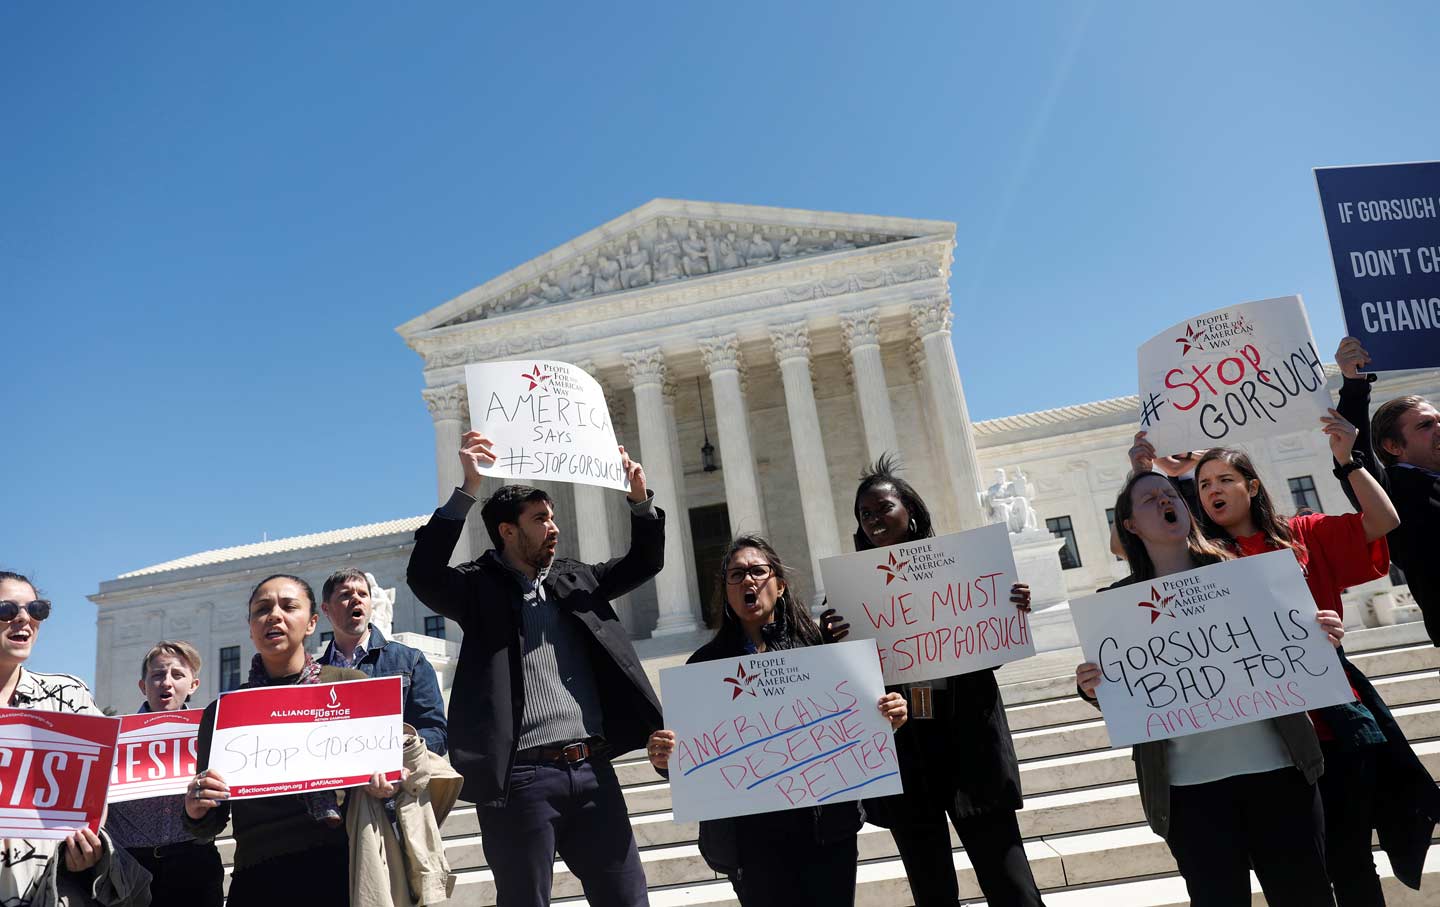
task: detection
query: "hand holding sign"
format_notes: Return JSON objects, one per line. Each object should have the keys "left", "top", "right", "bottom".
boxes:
{"left": 63, "top": 828, "right": 104, "bottom": 873}
{"left": 458, "top": 431, "right": 498, "bottom": 497}
{"left": 1335, "top": 337, "right": 1372, "bottom": 380}
{"left": 183, "top": 768, "right": 229, "bottom": 820}
{"left": 618, "top": 446, "right": 647, "bottom": 503}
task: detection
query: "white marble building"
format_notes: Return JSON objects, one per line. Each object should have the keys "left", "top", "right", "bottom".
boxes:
{"left": 89, "top": 200, "right": 1440, "bottom": 710}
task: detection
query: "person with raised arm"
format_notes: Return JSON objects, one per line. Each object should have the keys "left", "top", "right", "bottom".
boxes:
{"left": 645, "top": 535, "right": 907, "bottom": 907}
{"left": 406, "top": 432, "right": 664, "bottom": 907}
{"left": 1075, "top": 473, "right": 1343, "bottom": 906}
{"left": 1333, "top": 335, "right": 1440, "bottom": 646}
{"left": 0, "top": 570, "right": 149, "bottom": 907}
{"left": 183, "top": 574, "right": 387, "bottom": 906}
{"left": 818, "top": 456, "right": 1046, "bottom": 907}
{"left": 105, "top": 641, "right": 223, "bottom": 906}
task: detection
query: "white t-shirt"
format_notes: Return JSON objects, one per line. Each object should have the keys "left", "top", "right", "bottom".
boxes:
{"left": 1166, "top": 719, "right": 1293, "bottom": 786}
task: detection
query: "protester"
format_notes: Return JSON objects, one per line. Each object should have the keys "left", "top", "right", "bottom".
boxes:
{"left": 1112, "top": 436, "right": 1205, "bottom": 556}
{"left": 406, "top": 431, "right": 664, "bottom": 907}
{"left": 1075, "top": 473, "right": 1343, "bottom": 906}
{"left": 1334, "top": 336, "right": 1440, "bottom": 646}
{"left": 645, "top": 536, "right": 907, "bottom": 907}
{"left": 0, "top": 570, "right": 150, "bottom": 907}
{"left": 318, "top": 567, "right": 447, "bottom": 755}
{"left": 105, "top": 641, "right": 223, "bottom": 907}
{"left": 819, "top": 456, "right": 1046, "bottom": 907}
{"left": 184, "top": 574, "right": 391, "bottom": 907}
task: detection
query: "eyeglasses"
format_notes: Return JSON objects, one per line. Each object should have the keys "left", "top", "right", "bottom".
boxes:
{"left": 724, "top": 564, "right": 775, "bottom": 585}
{"left": 0, "top": 600, "right": 51, "bottom": 623}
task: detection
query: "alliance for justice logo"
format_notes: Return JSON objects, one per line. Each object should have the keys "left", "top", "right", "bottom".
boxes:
{"left": 520, "top": 364, "right": 553, "bottom": 391}
{"left": 723, "top": 663, "right": 758, "bottom": 700}
{"left": 876, "top": 551, "right": 910, "bottom": 585}
{"left": 1138, "top": 587, "right": 1178, "bottom": 623}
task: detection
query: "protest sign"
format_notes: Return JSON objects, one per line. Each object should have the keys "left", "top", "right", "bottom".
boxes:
{"left": 463, "top": 359, "right": 628, "bottom": 491}
{"left": 208, "top": 677, "right": 403, "bottom": 799}
{"left": 0, "top": 708, "right": 118, "bottom": 838}
{"left": 1069, "top": 550, "right": 1352, "bottom": 747}
{"left": 659, "top": 640, "right": 902, "bottom": 823}
{"left": 108, "top": 710, "right": 202, "bottom": 803}
{"left": 819, "top": 523, "right": 1033, "bottom": 685}
{"left": 1136, "top": 295, "right": 1330, "bottom": 457}
{"left": 1315, "top": 161, "right": 1440, "bottom": 370}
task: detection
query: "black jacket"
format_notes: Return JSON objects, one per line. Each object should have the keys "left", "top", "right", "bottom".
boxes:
{"left": 1336, "top": 375, "right": 1440, "bottom": 645}
{"left": 406, "top": 498, "right": 666, "bottom": 806}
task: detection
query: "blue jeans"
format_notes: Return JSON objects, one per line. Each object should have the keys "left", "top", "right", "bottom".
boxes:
{"left": 479, "top": 757, "right": 648, "bottom": 907}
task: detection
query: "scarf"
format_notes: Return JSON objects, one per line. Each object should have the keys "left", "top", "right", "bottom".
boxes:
{"left": 247, "top": 653, "right": 341, "bottom": 826}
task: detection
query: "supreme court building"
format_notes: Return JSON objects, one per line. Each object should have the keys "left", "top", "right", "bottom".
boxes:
{"left": 89, "top": 200, "right": 1440, "bottom": 710}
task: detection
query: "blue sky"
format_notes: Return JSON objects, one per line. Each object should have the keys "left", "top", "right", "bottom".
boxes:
{"left": 4, "top": 2, "right": 1438, "bottom": 682}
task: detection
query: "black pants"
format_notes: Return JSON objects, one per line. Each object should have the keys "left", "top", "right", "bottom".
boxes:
{"left": 1167, "top": 768, "right": 1335, "bottom": 907}
{"left": 479, "top": 757, "right": 648, "bottom": 907}
{"left": 889, "top": 808, "right": 1044, "bottom": 907}
{"left": 731, "top": 830, "right": 857, "bottom": 907}
{"left": 1319, "top": 744, "right": 1386, "bottom": 906}
{"left": 126, "top": 842, "right": 223, "bottom": 907}
{"left": 225, "top": 839, "right": 349, "bottom": 906}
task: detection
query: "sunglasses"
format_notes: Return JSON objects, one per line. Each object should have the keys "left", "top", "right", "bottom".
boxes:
{"left": 0, "top": 600, "right": 51, "bottom": 623}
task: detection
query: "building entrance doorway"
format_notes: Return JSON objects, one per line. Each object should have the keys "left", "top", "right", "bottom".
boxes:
{"left": 688, "top": 503, "right": 731, "bottom": 627}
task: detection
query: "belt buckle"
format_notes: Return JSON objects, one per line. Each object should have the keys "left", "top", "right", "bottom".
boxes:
{"left": 560, "top": 741, "right": 589, "bottom": 764}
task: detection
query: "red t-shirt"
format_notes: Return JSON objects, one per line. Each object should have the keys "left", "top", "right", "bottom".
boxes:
{"left": 1232, "top": 512, "right": 1388, "bottom": 739}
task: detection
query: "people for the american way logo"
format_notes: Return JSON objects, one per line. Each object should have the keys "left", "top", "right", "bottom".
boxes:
{"left": 520, "top": 364, "right": 552, "bottom": 391}
{"left": 876, "top": 551, "right": 910, "bottom": 585}
{"left": 1138, "top": 587, "right": 1177, "bottom": 623}
{"left": 1173, "top": 324, "right": 1207, "bottom": 355}
{"left": 722, "top": 663, "right": 758, "bottom": 700}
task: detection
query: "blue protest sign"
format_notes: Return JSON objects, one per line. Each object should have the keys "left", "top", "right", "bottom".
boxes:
{"left": 1314, "top": 161, "right": 1440, "bottom": 371}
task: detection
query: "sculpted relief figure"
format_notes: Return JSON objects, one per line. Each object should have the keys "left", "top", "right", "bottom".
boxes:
{"left": 653, "top": 221, "right": 683, "bottom": 281}
{"left": 539, "top": 278, "right": 567, "bottom": 303}
{"left": 777, "top": 231, "right": 800, "bottom": 259}
{"left": 681, "top": 226, "right": 710, "bottom": 277}
{"left": 717, "top": 231, "right": 742, "bottom": 270}
{"left": 566, "top": 262, "right": 594, "bottom": 299}
{"left": 746, "top": 229, "right": 776, "bottom": 265}
{"left": 829, "top": 230, "right": 856, "bottom": 251}
{"left": 621, "top": 237, "right": 653, "bottom": 289}
{"left": 595, "top": 251, "right": 623, "bottom": 293}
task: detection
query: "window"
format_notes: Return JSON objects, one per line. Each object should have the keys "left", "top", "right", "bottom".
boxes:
{"left": 219, "top": 646, "right": 241, "bottom": 692}
{"left": 1046, "top": 515, "right": 1082, "bottom": 570}
{"left": 1288, "top": 476, "right": 1322, "bottom": 514}
{"left": 424, "top": 616, "right": 446, "bottom": 640}
{"left": 1104, "top": 508, "right": 1124, "bottom": 561}
{"left": 320, "top": 631, "right": 333, "bottom": 646}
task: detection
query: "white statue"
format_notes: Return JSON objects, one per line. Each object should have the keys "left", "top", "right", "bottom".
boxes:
{"left": 653, "top": 221, "right": 683, "bottom": 281}
{"left": 595, "top": 252, "right": 622, "bottom": 292}
{"left": 566, "top": 262, "right": 594, "bottom": 299}
{"left": 777, "top": 232, "right": 800, "bottom": 259}
{"left": 718, "top": 231, "right": 742, "bottom": 270}
{"left": 365, "top": 573, "right": 395, "bottom": 638}
{"left": 539, "top": 278, "right": 566, "bottom": 303}
{"left": 682, "top": 227, "right": 710, "bottom": 276}
{"left": 621, "top": 237, "right": 653, "bottom": 289}
{"left": 983, "top": 467, "right": 1040, "bottom": 534}
{"left": 746, "top": 229, "right": 776, "bottom": 265}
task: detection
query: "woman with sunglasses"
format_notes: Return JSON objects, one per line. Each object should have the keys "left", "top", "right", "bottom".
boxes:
{"left": 645, "top": 536, "right": 908, "bottom": 907}
{"left": 0, "top": 570, "right": 149, "bottom": 906}
{"left": 819, "top": 456, "right": 1045, "bottom": 907}
{"left": 1076, "top": 473, "right": 1343, "bottom": 906}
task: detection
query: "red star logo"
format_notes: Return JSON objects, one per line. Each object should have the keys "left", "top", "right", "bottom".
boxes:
{"left": 876, "top": 551, "right": 910, "bottom": 585}
{"left": 723, "top": 663, "right": 757, "bottom": 699}
{"left": 520, "top": 364, "right": 552, "bottom": 391}
{"left": 1173, "top": 324, "right": 1206, "bottom": 356}
{"left": 1137, "top": 586, "right": 1177, "bottom": 623}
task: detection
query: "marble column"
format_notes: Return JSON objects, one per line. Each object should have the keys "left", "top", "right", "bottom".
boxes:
{"left": 769, "top": 321, "right": 842, "bottom": 605}
{"left": 840, "top": 307, "right": 900, "bottom": 465}
{"left": 423, "top": 383, "right": 475, "bottom": 566}
{"left": 907, "top": 340, "right": 958, "bottom": 535}
{"left": 911, "top": 297, "right": 986, "bottom": 530}
{"left": 698, "top": 333, "right": 767, "bottom": 537}
{"left": 663, "top": 380, "right": 704, "bottom": 612}
{"left": 623, "top": 347, "right": 701, "bottom": 636}
{"left": 94, "top": 615, "right": 115, "bottom": 710}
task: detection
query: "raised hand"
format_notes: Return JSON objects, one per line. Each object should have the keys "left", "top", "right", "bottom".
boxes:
{"left": 1320, "top": 408, "right": 1360, "bottom": 464}
{"left": 819, "top": 608, "right": 851, "bottom": 643}
{"left": 459, "top": 431, "right": 497, "bottom": 496}
{"left": 1010, "top": 583, "right": 1032, "bottom": 612}
{"left": 1127, "top": 431, "right": 1156, "bottom": 475}
{"left": 1335, "top": 336, "right": 1371, "bottom": 379}
{"left": 619, "top": 445, "right": 648, "bottom": 503}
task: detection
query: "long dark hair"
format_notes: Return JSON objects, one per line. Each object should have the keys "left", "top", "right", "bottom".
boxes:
{"left": 1194, "top": 448, "right": 1302, "bottom": 558}
{"left": 852, "top": 453, "right": 934, "bottom": 551}
{"left": 709, "top": 535, "right": 822, "bottom": 651}
{"left": 1113, "top": 472, "right": 1231, "bottom": 581}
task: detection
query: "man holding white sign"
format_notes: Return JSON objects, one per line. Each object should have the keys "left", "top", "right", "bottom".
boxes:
{"left": 1072, "top": 472, "right": 1346, "bottom": 906}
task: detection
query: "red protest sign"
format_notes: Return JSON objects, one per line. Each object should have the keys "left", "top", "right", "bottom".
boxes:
{"left": 108, "top": 710, "right": 202, "bottom": 803}
{"left": 0, "top": 708, "right": 119, "bottom": 839}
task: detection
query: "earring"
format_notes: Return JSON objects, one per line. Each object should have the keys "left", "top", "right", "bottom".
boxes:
{"left": 908, "top": 519, "right": 918, "bottom": 534}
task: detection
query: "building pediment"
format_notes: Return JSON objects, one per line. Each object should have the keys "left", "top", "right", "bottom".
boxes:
{"left": 397, "top": 199, "right": 953, "bottom": 340}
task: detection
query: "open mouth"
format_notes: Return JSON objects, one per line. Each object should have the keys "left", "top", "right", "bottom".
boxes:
{"left": 6, "top": 630, "right": 31, "bottom": 644}
{"left": 1209, "top": 498, "right": 1227, "bottom": 514}
{"left": 742, "top": 589, "right": 759, "bottom": 609}
{"left": 1160, "top": 503, "right": 1178, "bottom": 524}
{"left": 264, "top": 626, "right": 286, "bottom": 640}
{"left": 350, "top": 607, "right": 365, "bottom": 620}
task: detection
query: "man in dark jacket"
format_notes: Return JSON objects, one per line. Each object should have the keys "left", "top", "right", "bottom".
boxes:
{"left": 1333, "top": 336, "right": 1440, "bottom": 645}
{"left": 407, "top": 430, "right": 665, "bottom": 907}
{"left": 317, "top": 568, "right": 448, "bottom": 755}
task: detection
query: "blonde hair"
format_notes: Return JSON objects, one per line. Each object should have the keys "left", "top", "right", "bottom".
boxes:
{"left": 140, "top": 640, "right": 202, "bottom": 679}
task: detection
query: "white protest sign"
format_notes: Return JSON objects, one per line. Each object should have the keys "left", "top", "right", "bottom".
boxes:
{"left": 1136, "top": 295, "right": 1330, "bottom": 457}
{"left": 208, "top": 677, "right": 403, "bottom": 799}
{"left": 819, "top": 523, "right": 1034, "bottom": 685}
{"left": 660, "top": 640, "right": 902, "bottom": 823}
{"left": 464, "top": 359, "right": 628, "bottom": 491}
{"left": 108, "top": 710, "right": 202, "bottom": 803}
{"left": 1069, "top": 550, "right": 1352, "bottom": 747}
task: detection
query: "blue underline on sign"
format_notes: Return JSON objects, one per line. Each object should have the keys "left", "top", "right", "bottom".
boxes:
{"left": 817, "top": 771, "right": 900, "bottom": 802}
{"left": 680, "top": 708, "right": 856, "bottom": 776}
{"left": 745, "top": 741, "right": 861, "bottom": 789}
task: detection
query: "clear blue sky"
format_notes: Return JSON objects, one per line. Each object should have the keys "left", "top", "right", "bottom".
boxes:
{"left": 4, "top": 2, "right": 1438, "bottom": 682}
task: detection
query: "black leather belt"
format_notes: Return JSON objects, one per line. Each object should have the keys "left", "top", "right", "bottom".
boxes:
{"left": 131, "top": 840, "right": 210, "bottom": 860}
{"left": 514, "top": 737, "right": 606, "bottom": 765}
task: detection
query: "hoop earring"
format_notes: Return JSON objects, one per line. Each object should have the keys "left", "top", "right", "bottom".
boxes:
{"left": 908, "top": 519, "right": 918, "bottom": 535}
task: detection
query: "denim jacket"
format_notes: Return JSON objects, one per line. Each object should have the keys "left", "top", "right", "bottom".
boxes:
{"left": 321, "top": 627, "right": 448, "bottom": 756}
